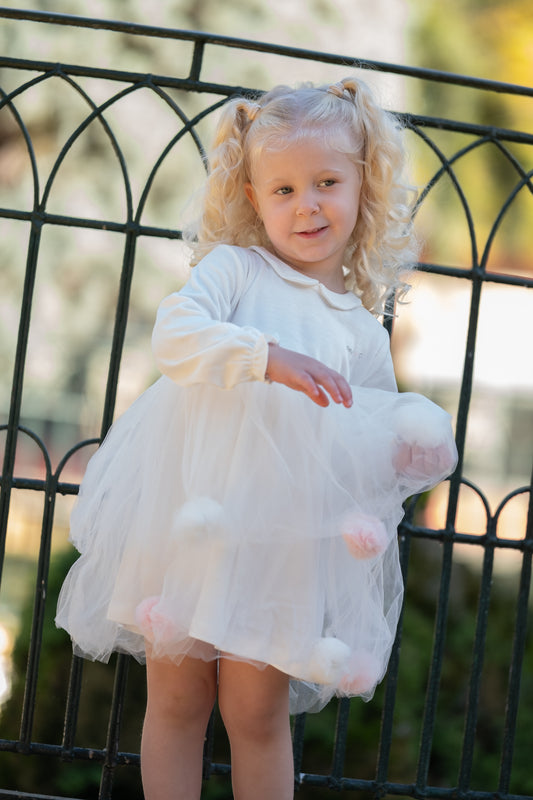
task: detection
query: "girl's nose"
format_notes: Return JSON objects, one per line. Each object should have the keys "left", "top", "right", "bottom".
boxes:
{"left": 296, "top": 192, "right": 319, "bottom": 216}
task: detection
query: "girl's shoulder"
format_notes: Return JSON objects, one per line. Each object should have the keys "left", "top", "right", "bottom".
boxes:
{"left": 186, "top": 244, "right": 266, "bottom": 296}
{"left": 193, "top": 243, "right": 269, "bottom": 280}
{"left": 191, "top": 244, "right": 303, "bottom": 298}
{"left": 196, "top": 243, "right": 256, "bottom": 270}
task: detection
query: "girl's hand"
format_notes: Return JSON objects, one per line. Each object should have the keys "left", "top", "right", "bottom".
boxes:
{"left": 266, "top": 344, "right": 353, "bottom": 408}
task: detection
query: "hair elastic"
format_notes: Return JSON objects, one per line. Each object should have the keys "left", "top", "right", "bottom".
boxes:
{"left": 327, "top": 81, "right": 346, "bottom": 98}
{"left": 247, "top": 102, "right": 262, "bottom": 121}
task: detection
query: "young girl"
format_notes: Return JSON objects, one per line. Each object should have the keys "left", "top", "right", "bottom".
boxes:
{"left": 56, "top": 77, "right": 457, "bottom": 799}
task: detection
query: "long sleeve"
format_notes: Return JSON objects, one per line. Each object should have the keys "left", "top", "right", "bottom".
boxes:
{"left": 152, "top": 246, "right": 271, "bottom": 388}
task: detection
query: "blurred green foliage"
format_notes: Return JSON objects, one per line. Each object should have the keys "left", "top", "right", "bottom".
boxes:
{"left": 406, "top": 0, "right": 533, "bottom": 270}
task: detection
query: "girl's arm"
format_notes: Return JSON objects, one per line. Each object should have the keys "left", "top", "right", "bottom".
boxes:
{"left": 152, "top": 247, "right": 272, "bottom": 389}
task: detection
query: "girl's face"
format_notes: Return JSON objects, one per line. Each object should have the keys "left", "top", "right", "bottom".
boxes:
{"left": 245, "top": 136, "right": 362, "bottom": 293}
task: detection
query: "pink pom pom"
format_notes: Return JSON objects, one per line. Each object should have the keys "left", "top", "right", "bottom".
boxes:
{"left": 341, "top": 512, "right": 388, "bottom": 559}
{"left": 135, "top": 596, "right": 177, "bottom": 642}
{"left": 393, "top": 441, "right": 457, "bottom": 481}
{"left": 338, "top": 650, "right": 381, "bottom": 695}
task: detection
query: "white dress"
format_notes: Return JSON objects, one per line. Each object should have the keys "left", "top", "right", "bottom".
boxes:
{"left": 56, "top": 245, "right": 457, "bottom": 713}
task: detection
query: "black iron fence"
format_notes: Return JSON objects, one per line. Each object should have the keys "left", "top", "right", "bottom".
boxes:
{"left": 0, "top": 7, "right": 532, "bottom": 800}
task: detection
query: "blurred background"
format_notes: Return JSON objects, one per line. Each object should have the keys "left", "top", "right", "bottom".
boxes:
{"left": 0, "top": 0, "right": 532, "bottom": 797}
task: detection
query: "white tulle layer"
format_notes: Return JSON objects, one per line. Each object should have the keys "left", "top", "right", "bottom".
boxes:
{"left": 56, "top": 377, "right": 457, "bottom": 713}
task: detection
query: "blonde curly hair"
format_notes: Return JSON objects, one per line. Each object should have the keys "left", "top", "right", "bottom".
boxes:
{"left": 185, "top": 77, "right": 417, "bottom": 314}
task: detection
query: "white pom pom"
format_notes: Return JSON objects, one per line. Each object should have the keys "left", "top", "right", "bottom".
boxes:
{"left": 306, "top": 637, "right": 351, "bottom": 684}
{"left": 173, "top": 496, "right": 226, "bottom": 539}
{"left": 393, "top": 403, "right": 445, "bottom": 448}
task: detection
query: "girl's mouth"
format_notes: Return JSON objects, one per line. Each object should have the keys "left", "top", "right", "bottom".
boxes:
{"left": 296, "top": 226, "right": 327, "bottom": 237}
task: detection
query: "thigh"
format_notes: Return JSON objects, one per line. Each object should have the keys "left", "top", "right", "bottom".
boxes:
{"left": 218, "top": 657, "right": 290, "bottom": 735}
{"left": 146, "top": 655, "right": 218, "bottom": 723}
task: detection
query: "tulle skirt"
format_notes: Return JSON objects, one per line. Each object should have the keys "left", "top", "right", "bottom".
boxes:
{"left": 56, "top": 376, "right": 457, "bottom": 713}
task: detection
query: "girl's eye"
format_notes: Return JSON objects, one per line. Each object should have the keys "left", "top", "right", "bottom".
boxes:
{"left": 319, "top": 179, "right": 335, "bottom": 187}
{"left": 275, "top": 186, "right": 292, "bottom": 195}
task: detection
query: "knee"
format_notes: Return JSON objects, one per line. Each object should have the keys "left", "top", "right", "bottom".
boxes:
{"left": 219, "top": 682, "right": 288, "bottom": 743}
{"left": 163, "top": 683, "right": 215, "bottom": 727}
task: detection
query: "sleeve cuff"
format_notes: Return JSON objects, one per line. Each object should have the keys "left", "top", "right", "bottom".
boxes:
{"left": 251, "top": 333, "right": 280, "bottom": 383}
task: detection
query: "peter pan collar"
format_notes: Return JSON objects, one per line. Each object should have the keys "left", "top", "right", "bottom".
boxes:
{"left": 250, "top": 246, "right": 362, "bottom": 311}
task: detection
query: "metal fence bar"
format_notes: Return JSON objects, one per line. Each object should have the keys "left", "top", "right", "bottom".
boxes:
{"left": 499, "top": 472, "right": 533, "bottom": 794}
{"left": 330, "top": 698, "right": 350, "bottom": 789}
{"left": 98, "top": 655, "right": 131, "bottom": 800}
{"left": 457, "top": 522, "right": 495, "bottom": 792}
{"left": 19, "top": 463, "right": 55, "bottom": 751}
{"left": 375, "top": 529, "right": 412, "bottom": 791}
{"left": 0, "top": 224, "right": 41, "bottom": 590}
{"left": 60, "top": 655, "right": 83, "bottom": 759}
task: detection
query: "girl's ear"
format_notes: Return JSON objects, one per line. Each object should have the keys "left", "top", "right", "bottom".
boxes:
{"left": 244, "top": 182, "right": 260, "bottom": 214}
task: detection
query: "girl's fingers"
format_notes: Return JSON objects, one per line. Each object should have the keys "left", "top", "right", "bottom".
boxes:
{"left": 301, "top": 371, "right": 352, "bottom": 408}
{"left": 294, "top": 372, "right": 330, "bottom": 406}
{"left": 266, "top": 345, "right": 353, "bottom": 407}
{"left": 311, "top": 370, "right": 353, "bottom": 408}
{"left": 308, "top": 385, "right": 331, "bottom": 407}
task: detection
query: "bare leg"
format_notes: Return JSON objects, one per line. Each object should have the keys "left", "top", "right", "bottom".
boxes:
{"left": 141, "top": 655, "right": 217, "bottom": 800}
{"left": 218, "top": 657, "right": 294, "bottom": 800}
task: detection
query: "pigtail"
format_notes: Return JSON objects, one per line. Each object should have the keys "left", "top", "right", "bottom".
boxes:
{"left": 328, "top": 77, "right": 417, "bottom": 313}
{"left": 187, "top": 97, "right": 267, "bottom": 264}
